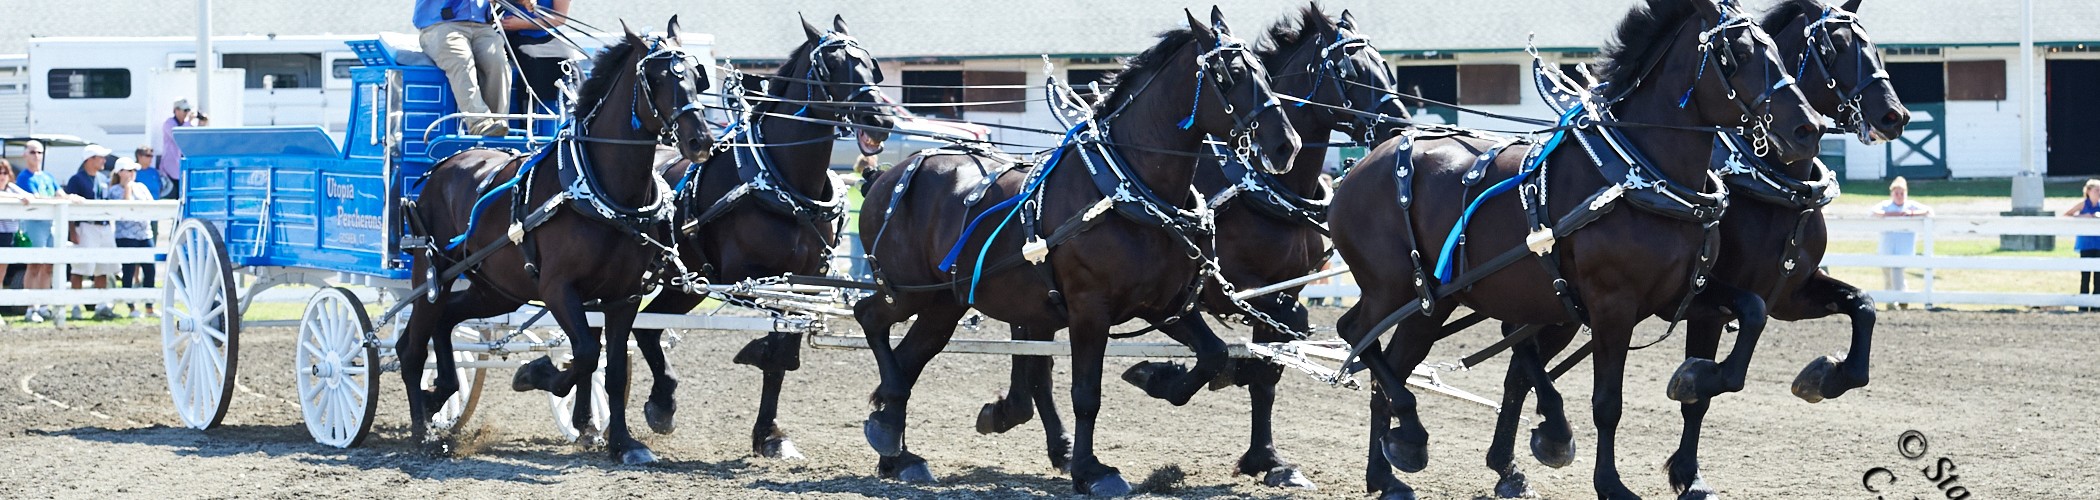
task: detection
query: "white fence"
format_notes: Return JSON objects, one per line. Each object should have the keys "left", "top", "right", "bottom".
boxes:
{"left": 0, "top": 200, "right": 181, "bottom": 325}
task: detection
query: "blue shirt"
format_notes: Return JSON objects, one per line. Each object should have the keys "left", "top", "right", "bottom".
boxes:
{"left": 2077, "top": 199, "right": 2100, "bottom": 251}
{"left": 16, "top": 170, "right": 58, "bottom": 197}
{"left": 413, "top": 0, "right": 492, "bottom": 29}
{"left": 64, "top": 170, "right": 108, "bottom": 200}
{"left": 511, "top": 0, "right": 557, "bottom": 39}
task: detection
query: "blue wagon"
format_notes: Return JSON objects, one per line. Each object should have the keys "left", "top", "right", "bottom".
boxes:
{"left": 158, "top": 37, "right": 611, "bottom": 448}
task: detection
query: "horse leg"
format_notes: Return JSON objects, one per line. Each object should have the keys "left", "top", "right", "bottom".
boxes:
{"left": 735, "top": 319, "right": 806, "bottom": 458}
{"left": 1066, "top": 309, "right": 1131, "bottom": 495}
{"left": 400, "top": 285, "right": 517, "bottom": 450}
{"left": 1234, "top": 299, "right": 1315, "bottom": 489}
{"left": 862, "top": 300, "right": 964, "bottom": 483}
{"left": 1374, "top": 310, "right": 1447, "bottom": 477}
{"left": 633, "top": 290, "right": 703, "bottom": 435}
{"left": 599, "top": 304, "right": 658, "bottom": 465}
{"left": 1789, "top": 274, "right": 1875, "bottom": 402}
{"left": 1588, "top": 320, "right": 1639, "bottom": 500}
{"left": 1667, "top": 283, "right": 1767, "bottom": 404}
{"left": 1027, "top": 347, "right": 1072, "bottom": 473}
{"left": 1666, "top": 317, "right": 1726, "bottom": 499}
{"left": 1336, "top": 296, "right": 1420, "bottom": 499}
{"left": 977, "top": 325, "right": 1040, "bottom": 435}
{"left": 1484, "top": 322, "right": 1579, "bottom": 498}
{"left": 1119, "top": 309, "right": 1232, "bottom": 406}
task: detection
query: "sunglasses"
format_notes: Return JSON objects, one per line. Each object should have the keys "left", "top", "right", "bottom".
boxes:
{"left": 25, "top": 151, "right": 42, "bottom": 155}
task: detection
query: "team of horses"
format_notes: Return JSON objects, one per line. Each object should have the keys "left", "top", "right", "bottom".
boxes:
{"left": 401, "top": 0, "right": 1908, "bottom": 497}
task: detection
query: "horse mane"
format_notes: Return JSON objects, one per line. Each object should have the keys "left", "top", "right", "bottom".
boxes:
{"left": 1256, "top": 3, "right": 1332, "bottom": 74}
{"left": 574, "top": 36, "right": 641, "bottom": 113}
{"left": 1094, "top": 28, "right": 1198, "bottom": 114}
{"left": 1760, "top": 0, "right": 1825, "bottom": 36}
{"left": 768, "top": 37, "right": 823, "bottom": 97}
{"left": 1597, "top": 0, "right": 1704, "bottom": 92}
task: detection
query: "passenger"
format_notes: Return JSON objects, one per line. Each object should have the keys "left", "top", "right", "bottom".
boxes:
{"left": 14, "top": 140, "right": 75, "bottom": 323}
{"left": 63, "top": 145, "right": 119, "bottom": 321}
{"left": 154, "top": 99, "right": 191, "bottom": 199}
{"left": 501, "top": 0, "right": 576, "bottom": 127}
{"left": 2061, "top": 178, "right": 2100, "bottom": 311}
{"left": 416, "top": 0, "right": 512, "bottom": 137}
{"left": 109, "top": 159, "right": 157, "bottom": 318}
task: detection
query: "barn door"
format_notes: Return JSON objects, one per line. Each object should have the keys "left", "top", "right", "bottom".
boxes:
{"left": 2047, "top": 60, "right": 2100, "bottom": 177}
{"left": 1885, "top": 62, "right": 1949, "bottom": 179}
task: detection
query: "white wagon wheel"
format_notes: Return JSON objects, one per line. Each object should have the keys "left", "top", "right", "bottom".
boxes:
{"left": 427, "top": 327, "right": 488, "bottom": 434}
{"left": 547, "top": 348, "right": 615, "bottom": 443}
{"left": 294, "top": 287, "right": 381, "bottom": 448}
{"left": 161, "top": 219, "right": 240, "bottom": 429}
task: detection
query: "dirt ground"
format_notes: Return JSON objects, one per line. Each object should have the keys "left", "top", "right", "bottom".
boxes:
{"left": 1, "top": 308, "right": 2092, "bottom": 499}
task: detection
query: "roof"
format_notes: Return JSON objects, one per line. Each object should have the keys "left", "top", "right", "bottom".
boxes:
{"left": 1, "top": 1, "right": 2094, "bottom": 59}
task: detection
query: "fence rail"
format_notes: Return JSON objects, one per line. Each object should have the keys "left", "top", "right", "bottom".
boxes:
{"left": 0, "top": 200, "right": 181, "bottom": 325}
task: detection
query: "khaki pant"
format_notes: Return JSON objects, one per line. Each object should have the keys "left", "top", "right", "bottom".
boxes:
{"left": 420, "top": 21, "right": 511, "bottom": 135}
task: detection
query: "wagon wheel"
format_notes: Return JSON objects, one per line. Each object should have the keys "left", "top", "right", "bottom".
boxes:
{"left": 547, "top": 347, "right": 617, "bottom": 443}
{"left": 294, "top": 287, "right": 381, "bottom": 448}
{"left": 161, "top": 219, "right": 240, "bottom": 429}
{"left": 427, "top": 327, "right": 488, "bottom": 434}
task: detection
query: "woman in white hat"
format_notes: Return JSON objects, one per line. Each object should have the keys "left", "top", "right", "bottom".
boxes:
{"left": 108, "top": 158, "right": 158, "bottom": 317}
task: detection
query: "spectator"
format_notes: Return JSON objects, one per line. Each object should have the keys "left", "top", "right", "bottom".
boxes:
{"left": 2062, "top": 178, "right": 2100, "bottom": 311}
{"left": 109, "top": 159, "right": 157, "bottom": 318}
{"left": 1871, "top": 176, "right": 1932, "bottom": 308}
{"left": 0, "top": 160, "right": 30, "bottom": 326}
{"left": 132, "top": 146, "right": 164, "bottom": 201}
{"left": 14, "top": 140, "right": 73, "bottom": 323}
{"left": 417, "top": 0, "right": 512, "bottom": 137}
{"left": 502, "top": 0, "right": 575, "bottom": 133}
{"left": 64, "top": 145, "right": 119, "bottom": 321}
{"left": 156, "top": 99, "right": 192, "bottom": 199}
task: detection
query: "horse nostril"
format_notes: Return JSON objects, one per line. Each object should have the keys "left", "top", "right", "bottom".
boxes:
{"left": 1880, "top": 110, "right": 1906, "bottom": 127}
{"left": 1794, "top": 124, "right": 1818, "bottom": 141}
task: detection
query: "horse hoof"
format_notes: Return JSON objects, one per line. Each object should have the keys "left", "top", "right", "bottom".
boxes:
{"left": 863, "top": 414, "right": 903, "bottom": 457}
{"left": 894, "top": 460, "right": 937, "bottom": 484}
{"left": 1078, "top": 472, "right": 1132, "bottom": 496}
{"left": 644, "top": 400, "right": 677, "bottom": 435}
{"left": 1049, "top": 433, "right": 1074, "bottom": 473}
{"left": 1495, "top": 470, "right": 1537, "bottom": 498}
{"left": 1377, "top": 487, "right": 1421, "bottom": 500}
{"left": 1381, "top": 435, "right": 1429, "bottom": 474}
{"left": 975, "top": 397, "right": 1032, "bottom": 435}
{"left": 759, "top": 436, "right": 805, "bottom": 460}
{"left": 1666, "top": 357, "right": 1721, "bottom": 404}
{"left": 619, "top": 447, "right": 659, "bottom": 466}
{"left": 1529, "top": 428, "right": 1577, "bottom": 469}
{"left": 1262, "top": 467, "right": 1317, "bottom": 490}
{"left": 1676, "top": 477, "right": 1719, "bottom": 500}
{"left": 574, "top": 428, "right": 605, "bottom": 448}
{"left": 1791, "top": 354, "right": 1859, "bottom": 403}
{"left": 1119, "top": 361, "right": 1187, "bottom": 401}
{"left": 510, "top": 356, "right": 569, "bottom": 397}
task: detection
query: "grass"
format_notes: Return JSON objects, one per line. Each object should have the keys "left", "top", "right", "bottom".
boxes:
{"left": 1829, "top": 177, "right": 2087, "bottom": 214}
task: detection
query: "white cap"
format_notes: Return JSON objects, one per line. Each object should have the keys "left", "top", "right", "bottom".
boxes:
{"left": 82, "top": 144, "right": 112, "bottom": 157}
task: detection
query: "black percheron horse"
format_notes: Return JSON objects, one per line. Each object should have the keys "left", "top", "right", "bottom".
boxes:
{"left": 854, "top": 8, "right": 1299, "bottom": 495}
{"left": 1328, "top": 0, "right": 1824, "bottom": 498}
{"left": 1481, "top": 0, "right": 1910, "bottom": 497}
{"left": 583, "top": 14, "right": 894, "bottom": 460}
{"left": 404, "top": 21, "right": 712, "bottom": 465}
{"left": 971, "top": 4, "right": 1404, "bottom": 490}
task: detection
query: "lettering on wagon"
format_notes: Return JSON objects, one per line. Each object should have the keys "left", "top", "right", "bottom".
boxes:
{"left": 323, "top": 176, "right": 385, "bottom": 250}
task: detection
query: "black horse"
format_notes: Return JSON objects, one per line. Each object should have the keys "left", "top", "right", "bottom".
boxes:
{"left": 1328, "top": 0, "right": 1823, "bottom": 498}
{"left": 404, "top": 21, "right": 712, "bottom": 465}
{"left": 970, "top": 4, "right": 1404, "bottom": 490}
{"left": 854, "top": 8, "right": 1299, "bottom": 495}
{"left": 1480, "top": 0, "right": 1911, "bottom": 497}
{"left": 564, "top": 15, "right": 894, "bottom": 460}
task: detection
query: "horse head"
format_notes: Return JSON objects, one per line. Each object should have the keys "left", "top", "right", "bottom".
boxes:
{"left": 1764, "top": 0, "right": 1909, "bottom": 145}
{"left": 1186, "top": 7, "right": 1301, "bottom": 174}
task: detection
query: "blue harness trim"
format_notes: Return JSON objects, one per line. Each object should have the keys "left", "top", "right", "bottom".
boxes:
{"left": 1432, "top": 104, "right": 1581, "bottom": 283}
{"left": 444, "top": 143, "right": 553, "bottom": 252}
{"left": 935, "top": 123, "right": 1084, "bottom": 303}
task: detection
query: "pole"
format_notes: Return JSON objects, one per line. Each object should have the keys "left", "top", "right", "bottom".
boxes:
{"left": 2003, "top": 0, "right": 2050, "bottom": 250}
{"left": 196, "top": 0, "right": 212, "bottom": 114}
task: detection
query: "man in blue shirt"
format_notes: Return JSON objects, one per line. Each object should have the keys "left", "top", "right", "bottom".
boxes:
{"left": 416, "top": 0, "right": 511, "bottom": 137}
{"left": 12, "top": 140, "right": 66, "bottom": 322}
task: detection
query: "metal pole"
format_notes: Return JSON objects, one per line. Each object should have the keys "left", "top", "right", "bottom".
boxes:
{"left": 2012, "top": 0, "right": 2041, "bottom": 211}
{"left": 196, "top": 0, "right": 212, "bottom": 114}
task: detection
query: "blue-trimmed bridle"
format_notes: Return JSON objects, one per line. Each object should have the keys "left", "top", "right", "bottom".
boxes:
{"left": 1672, "top": 4, "right": 1801, "bottom": 157}
{"left": 1795, "top": 6, "right": 1891, "bottom": 139}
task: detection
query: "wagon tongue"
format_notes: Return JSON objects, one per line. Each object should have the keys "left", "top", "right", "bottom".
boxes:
{"left": 856, "top": 129, "right": 887, "bottom": 156}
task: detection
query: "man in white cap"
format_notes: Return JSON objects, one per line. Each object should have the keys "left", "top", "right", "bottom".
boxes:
{"left": 156, "top": 99, "right": 192, "bottom": 198}
{"left": 64, "top": 145, "right": 119, "bottom": 320}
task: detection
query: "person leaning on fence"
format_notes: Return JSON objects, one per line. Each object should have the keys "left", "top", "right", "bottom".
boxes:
{"left": 108, "top": 159, "right": 157, "bottom": 318}
{"left": 416, "top": 0, "right": 512, "bottom": 137}
{"left": 2062, "top": 178, "right": 2100, "bottom": 311}
{"left": 0, "top": 160, "right": 32, "bottom": 327}
{"left": 1872, "top": 176, "right": 1933, "bottom": 309}
{"left": 14, "top": 140, "right": 75, "bottom": 323}
{"left": 64, "top": 145, "right": 120, "bottom": 321}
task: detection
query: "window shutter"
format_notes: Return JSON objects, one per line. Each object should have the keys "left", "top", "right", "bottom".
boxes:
{"left": 1458, "top": 64, "right": 1521, "bottom": 105}
{"left": 1945, "top": 60, "right": 2005, "bottom": 101}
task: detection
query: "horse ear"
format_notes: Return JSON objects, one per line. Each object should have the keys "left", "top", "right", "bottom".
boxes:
{"left": 1841, "top": 0, "right": 1863, "bottom": 12}
{"left": 1185, "top": 9, "right": 1216, "bottom": 43}
{"left": 1209, "top": 6, "right": 1232, "bottom": 37}
{"left": 1337, "top": 9, "right": 1358, "bottom": 31}
{"left": 666, "top": 15, "right": 683, "bottom": 43}
{"left": 1685, "top": 0, "right": 1722, "bottom": 20}
{"left": 621, "top": 20, "right": 642, "bottom": 44}
{"left": 832, "top": 14, "right": 851, "bottom": 35}
{"left": 800, "top": 13, "right": 822, "bottom": 41}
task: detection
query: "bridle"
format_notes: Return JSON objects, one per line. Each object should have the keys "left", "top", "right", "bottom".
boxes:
{"left": 786, "top": 31, "right": 889, "bottom": 135}
{"left": 1167, "top": 34, "right": 1285, "bottom": 172}
{"left": 576, "top": 35, "right": 709, "bottom": 147}
{"left": 1795, "top": 6, "right": 1890, "bottom": 137}
{"left": 1287, "top": 30, "right": 1403, "bottom": 143}
{"left": 1670, "top": 6, "right": 1799, "bottom": 157}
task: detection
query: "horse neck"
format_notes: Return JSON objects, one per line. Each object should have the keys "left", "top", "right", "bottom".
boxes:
{"left": 577, "top": 77, "right": 665, "bottom": 208}
{"left": 753, "top": 102, "right": 839, "bottom": 197}
{"left": 1275, "top": 95, "right": 1335, "bottom": 194}
{"left": 1608, "top": 81, "right": 1721, "bottom": 186}
{"left": 1102, "top": 55, "right": 1206, "bottom": 203}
